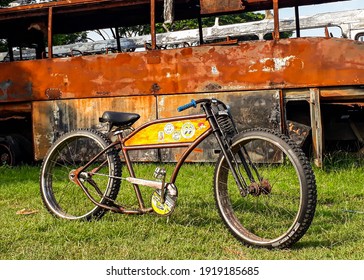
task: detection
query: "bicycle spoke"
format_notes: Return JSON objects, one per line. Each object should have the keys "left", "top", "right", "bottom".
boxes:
{"left": 214, "top": 129, "right": 316, "bottom": 248}
{"left": 40, "top": 129, "right": 121, "bottom": 220}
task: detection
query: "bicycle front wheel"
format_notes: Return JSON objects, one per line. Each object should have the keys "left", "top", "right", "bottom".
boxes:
{"left": 214, "top": 128, "right": 317, "bottom": 249}
{"left": 40, "top": 129, "right": 121, "bottom": 220}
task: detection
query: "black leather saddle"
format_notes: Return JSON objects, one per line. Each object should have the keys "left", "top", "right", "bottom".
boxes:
{"left": 99, "top": 111, "right": 140, "bottom": 128}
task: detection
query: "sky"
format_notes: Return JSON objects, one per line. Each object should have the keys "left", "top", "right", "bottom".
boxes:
{"left": 280, "top": 0, "right": 364, "bottom": 17}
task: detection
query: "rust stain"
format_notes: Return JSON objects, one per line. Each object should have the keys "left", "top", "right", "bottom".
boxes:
{"left": 32, "top": 95, "right": 157, "bottom": 160}
{"left": 200, "top": 0, "right": 245, "bottom": 15}
{"left": 45, "top": 88, "right": 62, "bottom": 99}
{"left": 1, "top": 38, "right": 363, "bottom": 104}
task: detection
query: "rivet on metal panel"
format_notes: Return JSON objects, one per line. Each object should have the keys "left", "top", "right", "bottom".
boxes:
{"left": 45, "top": 88, "right": 62, "bottom": 99}
{"left": 151, "top": 83, "right": 160, "bottom": 94}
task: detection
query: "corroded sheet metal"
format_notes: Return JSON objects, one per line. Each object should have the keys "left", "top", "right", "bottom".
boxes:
{"left": 32, "top": 95, "right": 156, "bottom": 160}
{"left": 200, "top": 0, "right": 245, "bottom": 15}
{"left": 0, "top": 102, "right": 31, "bottom": 116}
{"left": 200, "top": 0, "right": 349, "bottom": 15}
{"left": 31, "top": 87, "right": 281, "bottom": 161}
{"left": 320, "top": 87, "right": 364, "bottom": 101}
{"left": 310, "top": 88, "right": 323, "bottom": 167}
{"left": 1, "top": 38, "right": 363, "bottom": 104}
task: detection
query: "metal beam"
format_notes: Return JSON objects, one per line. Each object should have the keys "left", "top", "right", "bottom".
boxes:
{"left": 47, "top": 7, "right": 53, "bottom": 58}
{"left": 310, "top": 88, "right": 323, "bottom": 168}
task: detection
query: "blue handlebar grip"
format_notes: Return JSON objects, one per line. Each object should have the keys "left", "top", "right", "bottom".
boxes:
{"left": 177, "top": 99, "right": 197, "bottom": 112}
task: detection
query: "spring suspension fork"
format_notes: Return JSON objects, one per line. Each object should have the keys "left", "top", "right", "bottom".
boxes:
{"left": 204, "top": 103, "right": 248, "bottom": 195}
{"left": 210, "top": 100, "right": 262, "bottom": 185}
{"left": 214, "top": 101, "right": 259, "bottom": 184}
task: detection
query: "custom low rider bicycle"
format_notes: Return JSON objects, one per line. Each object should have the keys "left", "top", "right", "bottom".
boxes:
{"left": 40, "top": 98, "right": 317, "bottom": 249}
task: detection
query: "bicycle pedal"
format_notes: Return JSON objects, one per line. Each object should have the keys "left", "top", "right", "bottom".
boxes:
{"left": 151, "top": 184, "right": 177, "bottom": 216}
{"left": 153, "top": 167, "right": 166, "bottom": 180}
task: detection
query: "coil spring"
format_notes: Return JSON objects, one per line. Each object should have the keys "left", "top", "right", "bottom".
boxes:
{"left": 216, "top": 113, "right": 235, "bottom": 136}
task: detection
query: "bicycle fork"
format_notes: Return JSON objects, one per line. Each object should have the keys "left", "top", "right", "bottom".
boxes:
{"left": 205, "top": 104, "right": 260, "bottom": 197}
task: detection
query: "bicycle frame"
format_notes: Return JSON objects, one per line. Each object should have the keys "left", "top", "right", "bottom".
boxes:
{"left": 73, "top": 100, "right": 253, "bottom": 215}
{"left": 121, "top": 114, "right": 213, "bottom": 211}
{"left": 40, "top": 97, "right": 317, "bottom": 248}
{"left": 122, "top": 114, "right": 212, "bottom": 181}
{"left": 71, "top": 113, "right": 213, "bottom": 214}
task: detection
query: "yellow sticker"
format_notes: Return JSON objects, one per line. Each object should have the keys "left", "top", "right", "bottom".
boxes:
{"left": 124, "top": 118, "right": 210, "bottom": 146}
{"left": 151, "top": 192, "right": 172, "bottom": 215}
{"left": 181, "top": 122, "right": 195, "bottom": 139}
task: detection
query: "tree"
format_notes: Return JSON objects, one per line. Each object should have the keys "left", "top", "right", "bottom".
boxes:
{"left": 0, "top": 1, "right": 13, "bottom": 51}
{"left": 116, "top": 12, "right": 266, "bottom": 38}
{"left": 0, "top": 0, "right": 12, "bottom": 6}
{"left": 53, "top": 32, "right": 88, "bottom": 46}
{"left": 0, "top": 0, "right": 86, "bottom": 50}
{"left": 0, "top": 40, "right": 7, "bottom": 52}
{"left": 115, "top": 11, "right": 292, "bottom": 41}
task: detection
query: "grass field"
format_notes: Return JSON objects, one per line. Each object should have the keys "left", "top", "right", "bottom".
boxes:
{"left": 0, "top": 155, "right": 364, "bottom": 260}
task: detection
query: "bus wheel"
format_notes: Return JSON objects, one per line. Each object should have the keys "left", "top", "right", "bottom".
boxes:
{"left": 0, "top": 142, "right": 15, "bottom": 166}
{"left": 0, "top": 136, "right": 22, "bottom": 166}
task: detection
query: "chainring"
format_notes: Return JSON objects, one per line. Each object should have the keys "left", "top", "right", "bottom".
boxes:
{"left": 151, "top": 184, "right": 178, "bottom": 216}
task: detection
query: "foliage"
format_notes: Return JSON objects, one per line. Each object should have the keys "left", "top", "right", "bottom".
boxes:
{"left": 0, "top": 0, "right": 12, "bottom": 6}
{"left": 118, "top": 12, "right": 265, "bottom": 37}
{"left": 0, "top": 40, "right": 7, "bottom": 52}
{"left": 53, "top": 32, "right": 88, "bottom": 46}
{"left": 116, "top": 12, "right": 291, "bottom": 40}
{"left": 118, "top": 25, "right": 153, "bottom": 38}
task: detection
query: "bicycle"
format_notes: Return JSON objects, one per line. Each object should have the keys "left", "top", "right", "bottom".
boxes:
{"left": 40, "top": 98, "right": 317, "bottom": 249}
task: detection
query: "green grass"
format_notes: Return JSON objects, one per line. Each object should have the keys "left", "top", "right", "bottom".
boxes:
{"left": 0, "top": 155, "right": 364, "bottom": 260}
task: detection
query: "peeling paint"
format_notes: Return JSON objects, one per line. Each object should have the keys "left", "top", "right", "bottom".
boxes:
{"left": 260, "top": 56, "right": 298, "bottom": 72}
{"left": 91, "top": 75, "right": 109, "bottom": 85}
{"left": 211, "top": 65, "right": 219, "bottom": 75}
{"left": 0, "top": 80, "right": 12, "bottom": 100}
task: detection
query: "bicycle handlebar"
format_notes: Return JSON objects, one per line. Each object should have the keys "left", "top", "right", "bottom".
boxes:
{"left": 177, "top": 99, "right": 197, "bottom": 112}
{"left": 177, "top": 98, "right": 227, "bottom": 112}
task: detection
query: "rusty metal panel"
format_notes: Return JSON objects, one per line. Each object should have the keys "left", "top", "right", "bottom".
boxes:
{"left": 200, "top": 0, "right": 350, "bottom": 15}
{"left": 32, "top": 95, "right": 157, "bottom": 160}
{"left": 157, "top": 90, "right": 281, "bottom": 162}
{"left": 200, "top": 0, "right": 245, "bottom": 15}
{"left": 1, "top": 38, "right": 363, "bottom": 105}
{"left": 0, "top": 102, "right": 31, "bottom": 115}
{"left": 310, "top": 88, "right": 323, "bottom": 168}
{"left": 320, "top": 87, "right": 364, "bottom": 101}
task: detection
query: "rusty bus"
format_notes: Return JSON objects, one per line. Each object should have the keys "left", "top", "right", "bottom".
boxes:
{"left": 0, "top": 0, "right": 363, "bottom": 167}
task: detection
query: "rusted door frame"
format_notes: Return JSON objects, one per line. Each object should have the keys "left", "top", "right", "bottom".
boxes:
{"left": 310, "top": 88, "right": 323, "bottom": 167}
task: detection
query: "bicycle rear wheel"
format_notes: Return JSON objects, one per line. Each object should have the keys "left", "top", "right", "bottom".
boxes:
{"left": 40, "top": 129, "right": 121, "bottom": 220}
{"left": 214, "top": 128, "right": 317, "bottom": 249}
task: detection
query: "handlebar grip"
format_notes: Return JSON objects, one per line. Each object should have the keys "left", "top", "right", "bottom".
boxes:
{"left": 177, "top": 99, "right": 197, "bottom": 112}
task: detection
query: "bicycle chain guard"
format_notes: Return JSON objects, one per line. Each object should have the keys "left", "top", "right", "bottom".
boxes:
{"left": 151, "top": 183, "right": 178, "bottom": 216}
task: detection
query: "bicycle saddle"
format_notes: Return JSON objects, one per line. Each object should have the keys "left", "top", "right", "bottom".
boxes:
{"left": 99, "top": 111, "right": 140, "bottom": 127}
